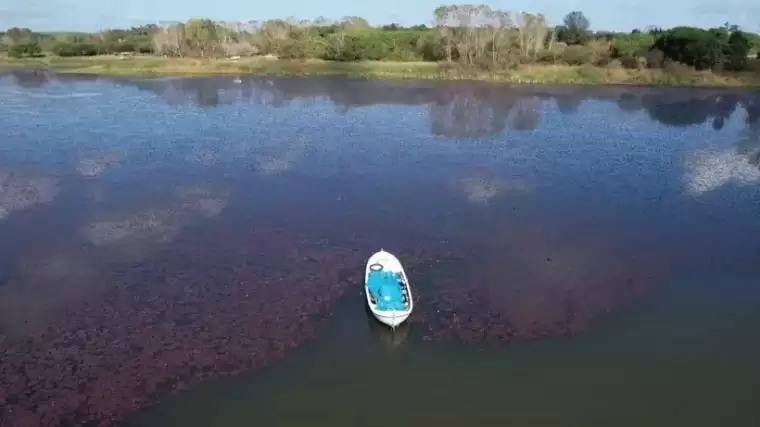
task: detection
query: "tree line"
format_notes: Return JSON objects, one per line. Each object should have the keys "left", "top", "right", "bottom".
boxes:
{"left": 2, "top": 4, "right": 760, "bottom": 72}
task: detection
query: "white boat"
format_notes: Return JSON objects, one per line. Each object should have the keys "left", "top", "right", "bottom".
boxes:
{"left": 364, "top": 250, "right": 413, "bottom": 328}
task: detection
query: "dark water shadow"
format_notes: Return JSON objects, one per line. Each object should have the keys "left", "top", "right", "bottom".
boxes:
{"left": 364, "top": 303, "right": 412, "bottom": 350}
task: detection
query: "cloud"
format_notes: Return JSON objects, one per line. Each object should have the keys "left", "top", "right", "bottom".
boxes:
{"left": 0, "top": 169, "right": 58, "bottom": 221}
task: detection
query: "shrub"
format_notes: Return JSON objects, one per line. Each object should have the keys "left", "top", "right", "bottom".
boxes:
{"left": 663, "top": 60, "right": 697, "bottom": 82}
{"left": 745, "top": 59, "right": 760, "bottom": 72}
{"left": 474, "top": 55, "right": 499, "bottom": 71}
{"left": 619, "top": 56, "right": 641, "bottom": 69}
{"left": 8, "top": 45, "right": 23, "bottom": 58}
{"left": 535, "top": 49, "right": 559, "bottom": 63}
{"left": 7, "top": 42, "right": 42, "bottom": 58}
{"left": 611, "top": 33, "right": 655, "bottom": 57}
{"left": 605, "top": 58, "right": 622, "bottom": 69}
{"left": 52, "top": 42, "right": 99, "bottom": 57}
{"left": 594, "top": 56, "right": 615, "bottom": 67}
{"left": 561, "top": 40, "right": 610, "bottom": 66}
{"left": 277, "top": 41, "right": 306, "bottom": 59}
{"left": 577, "top": 63, "right": 604, "bottom": 82}
{"left": 561, "top": 45, "right": 594, "bottom": 65}
{"left": 645, "top": 49, "right": 665, "bottom": 68}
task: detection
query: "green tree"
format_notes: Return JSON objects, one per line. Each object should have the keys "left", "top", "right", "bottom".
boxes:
{"left": 4, "top": 27, "right": 35, "bottom": 44}
{"left": 747, "top": 32, "right": 760, "bottom": 57}
{"left": 52, "top": 41, "right": 98, "bottom": 57}
{"left": 8, "top": 41, "right": 42, "bottom": 58}
{"left": 564, "top": 11, "right": 590, "bottom": 31}
{"left": 611, "top": 32, "right": 655, "bottom": 57}
{"left": 557, "top": 11, "right": 591, "bottom": 45}
{"left": 653, "top": 27, "right": 726, "bottom": 70}
{"left": 725, "top": 30, "right": 751, "bottom": 70}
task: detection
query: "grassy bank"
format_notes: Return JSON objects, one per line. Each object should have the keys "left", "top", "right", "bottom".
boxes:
{"left": 2, "top": 55, "right": 759, "bottom": 87}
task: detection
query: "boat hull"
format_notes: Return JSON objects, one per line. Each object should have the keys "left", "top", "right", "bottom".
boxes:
{"left": 365, "top": 250, "right": 413, "bottom": 328}
{"left": 370, "top": 310, "right": 411, "bottom": 328}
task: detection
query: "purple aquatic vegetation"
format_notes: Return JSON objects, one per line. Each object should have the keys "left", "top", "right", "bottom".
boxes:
{"left": 0, "top": 222, "right": 443, "bottom": 427}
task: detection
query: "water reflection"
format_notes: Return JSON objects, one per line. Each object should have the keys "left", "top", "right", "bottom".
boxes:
{"left": 738, "top": 98, "right": 760, "bottom": 165}
{"left": 77, "top": 150, "right": 127, "bottom": 177}
{"left": 454, "top": 174, "right": 534, "bottom": 205}
{"left": 0, "top": 169, "right": 58, "bottom": 221}
{"left": 7, "top": 72, "right": 759, "bottom": 138}
{"left": 82, "top": 184, "right": 229, "bottom": 255}
{"left": 10, "top": 69, "right": 51, "bottom": 88}
{"left": 105, "top": 76, "right": 757, "bottom": 135}
{"left": 149, "top": 77, "right": 757, "bottom": 197}
{"left": 3, "top": 70, "right": 101, "bottom": 89}
{"left": 554, "top": 92, "right": 585, "bottom": 114}
{"left": 2, "top": 72, "right": 760, "bottom": 427}
{"left": 640, "top": 92, "right": 741, "bottom": 129}
{"left": 365, "top": 305, "right": 411, "bottom": 350}
{"left": 103, "top": 75, "right": 760, "bottom": 189}
{"left": 430, "top": 84, "right": 517, "bottom": 137}
{"left": 682, "top": 93, "right": 760, "bottom": 195}
{"left": 684, "top": 149, "right": 760, "bottom": 195}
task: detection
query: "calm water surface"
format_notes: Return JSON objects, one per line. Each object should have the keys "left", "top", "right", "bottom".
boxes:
{"left": 1, "top": 70, "right": 760, "bottom": 427}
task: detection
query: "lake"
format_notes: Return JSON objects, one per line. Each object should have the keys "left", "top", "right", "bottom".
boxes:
{"left": 1, "top": 70, "right": 759, "bottom": 427}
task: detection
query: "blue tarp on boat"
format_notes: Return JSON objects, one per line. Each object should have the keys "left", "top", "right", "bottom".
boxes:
{"left": 367, "top": 270, "right": 406, "bottom": 311}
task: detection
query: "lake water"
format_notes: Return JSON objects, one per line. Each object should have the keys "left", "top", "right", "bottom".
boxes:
{"left": 1, "top": 70, "right": 760, "bottom": 427}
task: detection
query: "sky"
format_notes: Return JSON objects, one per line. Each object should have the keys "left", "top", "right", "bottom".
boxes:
{"left": 1, "top": 0, "right": 758, "bottom": 33}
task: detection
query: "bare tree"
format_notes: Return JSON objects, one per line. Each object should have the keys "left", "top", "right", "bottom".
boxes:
{"left": 513, "top": 12, "right": 548, "bottom": 57}
{"left": 184, "top": 19, "right": 219, "bottom": 57}
{"left": 327, "top": 29, "right": 347, "bottom": 59}
{"left": 258, "top": 19, "right": 292, "bottom": 54}
{"left": 526, "top": 13, "right": 548, "bottom": 56}
{"left": 453, "top": 5, "right": 474, "bottom": 65}
{"left": 152, "top": 23, "right": 185, "bottom": 57}
{"left": 434, "top": 5, "right": 455, "bottom": 62}
{"left": 341, "top": 16, "right": 371, "bottom": 30}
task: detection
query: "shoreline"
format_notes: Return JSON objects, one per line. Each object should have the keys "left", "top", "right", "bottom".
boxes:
{"left": 2, "top": 55, "right": 760, "bottom": 87}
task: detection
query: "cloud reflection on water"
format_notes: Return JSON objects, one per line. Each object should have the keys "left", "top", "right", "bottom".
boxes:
{"left": 454, "top": 174, "right": 534, "bottom": 205}
{"left": 81, "top": 184, "right": 229, "bottom": 254}
{"left": 93, "top": 75, "right": 760, "bottom": 196}
{"left": 684, "top": 149, "right": 760, "bottom": 195}
{"left": 0, "top": 183, "right": 230, "bottom": 335}
{"left": 7, "top": 73, "right": 760, "bottom": 197}
{"left": 683, "top": 95, "right": 760, "bottom": 195}
{"left": 77, "top": 150, "right": 127, "bottom": 177}
{"left": 0, "top": 169, "right": 58, "bottom": 221}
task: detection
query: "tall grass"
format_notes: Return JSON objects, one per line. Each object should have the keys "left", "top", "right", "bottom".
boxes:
{"left": 2, "top": 55, "right": 759, "bottom": 87}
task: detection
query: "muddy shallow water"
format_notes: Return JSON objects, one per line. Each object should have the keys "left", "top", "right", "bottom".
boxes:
{"left": 1, "top": 71, "right": 759, "bottom": 427}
